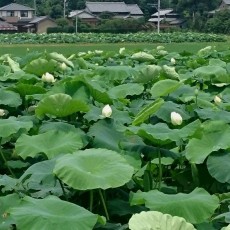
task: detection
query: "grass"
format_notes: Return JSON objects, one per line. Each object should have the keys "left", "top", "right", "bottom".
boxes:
{"left": 0, "top": 41, "right": 230, "bottom": 56}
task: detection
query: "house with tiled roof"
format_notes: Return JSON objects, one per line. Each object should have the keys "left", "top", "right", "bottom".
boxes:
{"left": 148, "top": 9, "right": 184, "bottom": 29}
{"left": 0, "top": 17, "right": 17, "bottom": 32}
{"left": 209, "top": 0, "right": 230, "bottom": 14}
{"left": 0, "top": 3, "right": 57, "bottom": 33}
{"left": 69, "top": 1, "right": 143, "bottom": 23}
{"left": 85, "top": 1, "right": 143, "bottom": 18}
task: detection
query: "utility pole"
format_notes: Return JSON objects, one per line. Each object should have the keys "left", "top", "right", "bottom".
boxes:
{"left": 75, "top": 14, "right": 78, "bottom": 33}
{"left": 157, "top": 0, "right": 160, "bottom": 34}
{"left": 63, "top": 0, "right": 66, "bottom": 18}
{"left": 34, "top": 0, "right": 36, "bottom": 16}
{"left": 148, "top": 0, "right": 161, "bottom": 33}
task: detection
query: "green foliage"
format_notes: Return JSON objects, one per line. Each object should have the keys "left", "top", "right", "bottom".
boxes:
{"left": 0, "top": 32, "right": 226, "bottom": 45}
{"left": 0, "top": 46, "right": 230, "bottom": 229}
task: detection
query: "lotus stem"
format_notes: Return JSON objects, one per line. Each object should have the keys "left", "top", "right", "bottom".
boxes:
{"left": 90, "top": 190, "right": 93, "bottom": 212}
{"left": 158, "top": 149, "right": 162, "bottom": 191}
{"left": 98, "top": 189, "right": 110, "bottom": 220}
{"left": 0, "top": 147, "right": 15, "bottom": 178}
{"left": 57, "top": 177, "right": 68, "bottom": 201}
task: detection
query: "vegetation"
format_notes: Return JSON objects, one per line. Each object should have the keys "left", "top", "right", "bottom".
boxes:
{"left": 0, "top": 32, "right": 226, "bottom": 45}
{"left": 1, "top": 45, "right": 230, "bottom": 229}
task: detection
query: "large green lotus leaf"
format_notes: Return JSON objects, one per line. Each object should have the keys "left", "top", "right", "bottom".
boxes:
{"left": 185, "top": 121, "right": 230, "bottom": 164}
{"left": 47, "top": 52, "right": 74, "bottom": 68}
{"left": 12, "top": 83, "right": 46, "bottom": 97}
{"left": 64, "top": 80, "right": 90, "bottom": 102}
{"left": 195, "top": 108, "right": 230, "bottom": 123}
{"left": 150, "top": 79, "right": 182, "bottom": 98}
{"left": 207, "top": 152, "right": 230, "bottom": 184}
{"left": 54, "top": 148, "right": 134, "bottom": 190}
{"left": 107, "top": 83, "right": 144, "bottom": 99}
{"left": 9, "top": 196, "right": 97, "bottom": 230}
{"left": 88, "top": 119, "right": 125, "bottom": 151}
{"left": 194, "top": 66, "right": 228, "bottom": 83}
{"left": 130, "top": 188, "right": 219, "bottom": 224}
{"left": 94, "top": 65, "right": 136, "bottom": 81}
{"left": 19, "top": 160, "right": 63, "bottom": 198}
{"left": 0, "top": 88, "right": 22, "bottom": 107}
{"left": 0, "top": 116, "right": 33, "bottom": 138}
{"left": 209, "top": 58, "right": 226, "bottom": 68}
{"left": 133, "top": 65, "right": 161, "bottom": 83}
{"left": 222, "top": 225, "right": 230, "bottom": 230}
{"left": 0, "top": 64, "right": 11, "bottom": 77}
{"left": 23, "top": 58, "right": 57, "bottom": 76}
{"left": 0, "top": 193, "right": 21, "bottom": 230}
{"left": 19, "top": 159, "right": 55, "bottom": 184}
{"left": 15, "top": 130, "right": 84, "bottom": 159}
{"left": 132, "top": 98, "right": 164, "bottom": 126}
{"left": 129, "top": 211, "right": 196, "bottom": 230}
{"left": 0, "top": 72, "right": 39, "bottom": 82}
{"left": 128, "top": 120, "right": 201, "bottom": 145}
{"left": 39, "top": 121, "right": 89, "bottom": 148}
{"left": 35, "top": 93, "right": 89, "bottom": 118}
{"left": 82, "top": 78, "right": 112, "bottom": 104}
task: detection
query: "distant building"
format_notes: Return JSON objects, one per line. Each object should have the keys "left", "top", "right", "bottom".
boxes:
{"left": 0, "top": 3, "right": 57, "bottom": 33}
{"left": 69, "top": 1, "right": 144, "bottom": 24}
{"left": 148, "top": 9, "right": 184, "bottom": 29}
{"left": 209, "top": 0, "right": 230, "bottom": 15}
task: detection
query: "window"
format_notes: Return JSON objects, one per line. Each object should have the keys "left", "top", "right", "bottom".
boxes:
{"left": 6, "top": 11, "right": 14, "bottom": 17}
{"left": 21, "top": 11, "right": 28, "bottom": 17}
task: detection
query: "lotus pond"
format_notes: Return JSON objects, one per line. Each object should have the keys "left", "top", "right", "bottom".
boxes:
{"left": 0, "top": 45, "right": 230, "bottom": 229}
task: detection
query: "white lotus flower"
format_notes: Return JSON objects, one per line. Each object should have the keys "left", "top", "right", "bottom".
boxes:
{"left": 156, "top": 45, "right": 165, "bottom": 50}
{"left": 119, "top": 47, "right": 125, "bottom": 55}
{"left": 95, "top": 50, "right": 103, "bottom": 54}
{"left": 41, "top": 72, "right": 55, "bottom": 83}
{"left": 102, "top": 105, "right": 112, "bottom": 118}
{"left": 0, "top": 109, "right": 5, "bottom": 116}
{"left": 214, "top": 95, "right": 222, "bottom": 104}
{"left": 171, "top": 58, "right": 176, "bottom": 65}
{"left": 60, "top": 62, "right": 67, "bottom": 71}
{"left": 157, "top": 50, "right": 168, "bottom": 56}
{"left": 171, "top": 112, "right": 183, "bottom": 126}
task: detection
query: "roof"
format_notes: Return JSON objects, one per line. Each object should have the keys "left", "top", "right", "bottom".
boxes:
{"left": 0, "top": 20, "right": 17, "bottom": 30}
{"left": 29, "top": 16, "right": 54, "bottom": 24}
{"left": 223, "top": 0, "right": 230, "bottom": 5}
{"left": 0, "top": 3, "right": 35, "bottom": 11}
{"left": 151, "top": 9, "right": 173, "bottom": 17}
{"left": 85, "top": 1, "right": 129, "bottom": 13}
{"left": 126, "top": 4, "right": 143, "bottom": 15}
{"left": 69, "top": 10, "right": 97, "bottom": 19}
{"left": 148, "top": 18, "right": 164, "bottom": 22}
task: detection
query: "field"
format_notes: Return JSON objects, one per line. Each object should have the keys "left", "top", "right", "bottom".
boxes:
{"left": 0, "top": 32, "right": 230, "bottom": 230}
{"left": 0, "top": 41, "right": 229, "bottom": 56}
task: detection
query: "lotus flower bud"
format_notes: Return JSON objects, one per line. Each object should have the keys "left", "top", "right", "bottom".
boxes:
{"left": 214, "top": 95, "right": 221, "bottom": 104}
{"left": 60, "top": 62, "right": 67, "bottom": 71}
{"left": 42, "top": 72, "right": 55, "bottom": 83}
{"left": 119, "top": 47, "right": 125, "bottom": 55}
{"left": 0, "top": 109, "right": 5, "bottom": 116}
{"left": 102, "top": 105, "right": 112, "bottom": 118}
{"left": 194, "top": 88, "right": 199, "bottom": 96}
{"left": 171, "top": 58, "right": 176, "bottom": 65}
{"left": 171, "top": 112, "right": 182, "bottom": 126}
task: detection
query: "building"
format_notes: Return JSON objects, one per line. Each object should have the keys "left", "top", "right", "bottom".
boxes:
{"left": 0, "top": 3, "right": 57, "bottom": 33}
{"left": 148, "top": 9, "right": 184, "bottom": 29}
{"left": 0, "top": 17, "right": 17, "bottom": 32}
{"left": 69, "top": 1, "right": 144, "bottom": 23}
{"left": 69, "top": 10, "right": 99, "bottom": 26}
{"left": 209, "top": 0, "right": 230, "bottom": 15}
